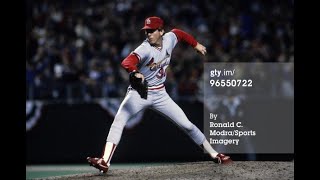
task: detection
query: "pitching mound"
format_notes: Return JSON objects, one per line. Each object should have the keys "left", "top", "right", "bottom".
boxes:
{"left": 36, "top": 161, "right": 294, "bottom": 180}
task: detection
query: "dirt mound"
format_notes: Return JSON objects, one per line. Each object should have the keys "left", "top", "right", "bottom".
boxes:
{"left": 37, "top": 161, "right": 294, "bottom": 180}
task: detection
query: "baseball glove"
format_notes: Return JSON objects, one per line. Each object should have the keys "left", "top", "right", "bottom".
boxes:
{"left": 129, "top": 71, "right": 148, "bottom": 99}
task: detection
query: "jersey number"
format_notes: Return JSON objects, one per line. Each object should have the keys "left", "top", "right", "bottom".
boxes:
{"left": 156, "top": 68, "right": 166, "bottom": 79}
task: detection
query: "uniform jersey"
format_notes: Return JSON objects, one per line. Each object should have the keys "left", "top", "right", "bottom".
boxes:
{"left": 88, "top": 17, "right": 232, "bottom": 173}
{"left": 132, "top": 32, "right": 178, "bottom": 86}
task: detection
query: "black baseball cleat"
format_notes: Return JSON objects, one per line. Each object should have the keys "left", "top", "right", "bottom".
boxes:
{"left": 215, "top": 153, "right": 233, "bottom": 164}
{"left": 87, "top": 157, "right": 109, "bottom": 173}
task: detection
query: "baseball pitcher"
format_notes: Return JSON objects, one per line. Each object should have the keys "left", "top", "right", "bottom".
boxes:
{"left": 87, "top": 16, "right": 232, "bottom": 173}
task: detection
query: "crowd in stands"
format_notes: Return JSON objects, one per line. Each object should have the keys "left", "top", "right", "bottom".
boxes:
{"left": 26, "top": 0, "right": 294, "bottom": 101}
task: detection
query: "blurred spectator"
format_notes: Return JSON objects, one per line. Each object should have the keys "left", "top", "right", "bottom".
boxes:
{"left": 26, "top": 0, "right": 293, "bottom": 101}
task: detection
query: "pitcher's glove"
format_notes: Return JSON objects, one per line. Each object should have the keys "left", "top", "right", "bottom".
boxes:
{"left": 129, "top": 71, "right": 148, "bottom": 99}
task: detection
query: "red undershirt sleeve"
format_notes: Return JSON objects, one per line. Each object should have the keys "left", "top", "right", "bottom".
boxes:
{"left": 171, "top": 28, "right": 198, "bottom": 48}
{"left": 121, "top": 53, "right": 139, "bottom": 72}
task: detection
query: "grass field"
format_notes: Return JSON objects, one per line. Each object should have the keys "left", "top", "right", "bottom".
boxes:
{"left": 26, "top": 163, "right": 170, "bottom": 179}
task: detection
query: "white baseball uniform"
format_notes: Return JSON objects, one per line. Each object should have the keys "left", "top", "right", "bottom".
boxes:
{"left": 87, "top": 17, "right": 231, "bottom": 171}
{"left": 106, "top": 31, "right": 206, "bottom": 146}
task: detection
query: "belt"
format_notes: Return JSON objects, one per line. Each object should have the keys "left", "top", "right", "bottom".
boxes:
{"left": 148, "top": 84, "right": 165, "bottom": 90}
{"left": 128, "top": 84, "right": 165, "bottom": 91}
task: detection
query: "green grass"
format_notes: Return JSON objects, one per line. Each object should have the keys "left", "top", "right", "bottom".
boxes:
{"left": 26, "top": 163, "right": 168, "bottom": 179}
{"left": 26, "top": 170, "right": 90, "bottom": 179}
{"left": 26, "top": 164, "right": 92, "bottom": 179}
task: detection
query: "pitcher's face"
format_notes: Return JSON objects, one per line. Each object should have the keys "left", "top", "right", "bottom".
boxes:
{"left": 145, "top": 29, "right": 164, "bottom": 46}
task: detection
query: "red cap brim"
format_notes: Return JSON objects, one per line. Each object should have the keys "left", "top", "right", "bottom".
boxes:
{"left": 141, "top": 26, "right": 153, "bottom": 30}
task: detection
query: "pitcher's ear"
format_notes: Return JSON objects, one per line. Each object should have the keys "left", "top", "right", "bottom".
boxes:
{"left": 159, "top": 29, "right": 164, "bottom": 36}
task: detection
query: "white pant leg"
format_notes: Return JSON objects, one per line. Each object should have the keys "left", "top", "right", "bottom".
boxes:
{"left": 107, "top": 89, "right": 151, "bottom": 144}
{"left": 152, "top": 89, "right": 205, "bottom": 145}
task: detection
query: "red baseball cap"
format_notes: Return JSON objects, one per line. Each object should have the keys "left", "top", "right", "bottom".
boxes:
{"left": 141, "top": 16, "right": 164, "bottom": 30}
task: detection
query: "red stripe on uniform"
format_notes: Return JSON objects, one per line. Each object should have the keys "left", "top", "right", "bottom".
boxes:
{"left": 132, "top": 52, "right": 141, "bottom": 61}
{"left": 106, "top": 143, "right": 116, "bottom": 165}
{"left": 148, "top": 84, "right": 165, "bottom": 90}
